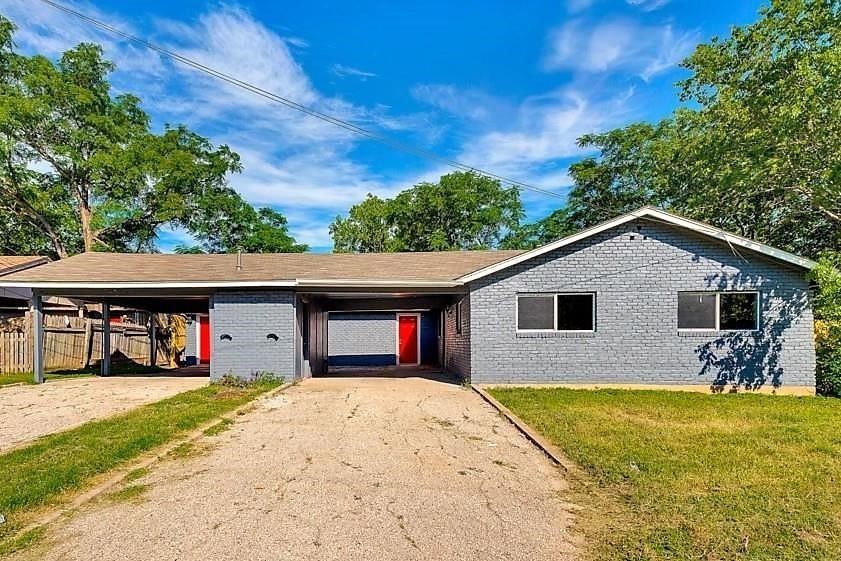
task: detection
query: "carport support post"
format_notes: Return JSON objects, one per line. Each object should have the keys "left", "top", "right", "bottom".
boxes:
{"left": 32, "top": 290, "right": 44, "bottom": 384}
{"left": 101, "top": 302, "right": 111, "bottom": 377}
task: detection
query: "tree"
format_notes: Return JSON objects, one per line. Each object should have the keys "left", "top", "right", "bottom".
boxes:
{"left": 0, "top": 17, "right": 304, "bottom": 257}
{"left": 500, "top": 207, "right": 577, "bottom": 249}
{"left": 330, "top": 172, "right": 524, "bottom": 252}
{"left": 390, "top": 172, "right": 523, "bottom": 251}
{"left": 329, "top": 194, "right": 396, "bottom": 253}
{"left": 188, "top": 198, "right": 307, "bottom": 253}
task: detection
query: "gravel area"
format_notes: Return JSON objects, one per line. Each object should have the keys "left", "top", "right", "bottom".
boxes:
{"left": 16, "top": 376, "right": 578, "bottom": 561}
{"left": 0, "top": 376, "right": 207, "bottom": 451}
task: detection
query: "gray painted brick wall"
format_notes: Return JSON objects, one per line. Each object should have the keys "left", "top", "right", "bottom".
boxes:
{"left": 468, "top": 220, "right": 815, "bottom": 389}
{"left": 210, "top": 290, "right": 295, "bottom": 380}
{"left": 328, "top": 312, "right": 396, "bottom": 365}
{"left": 444, "top": 295, "right": 470, "bottom": 379}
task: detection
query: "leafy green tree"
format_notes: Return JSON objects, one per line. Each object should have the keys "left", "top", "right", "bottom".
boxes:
{"left": 0, "top": 16, "right": 303, "bottom": 257}
{"left": 390, "top": 172, "right": 523, "bottom": 251}
{"left": 500, "top": 207, "right": 577, "bottom": 249}
{"left": 188, "top": 198, "right": 306, "bottom": 253}
{"left": 329, "top": 194, "right": 397, "bottom": 253}
{"left": 331, "top": 172, "right": 523, "bottom": 252}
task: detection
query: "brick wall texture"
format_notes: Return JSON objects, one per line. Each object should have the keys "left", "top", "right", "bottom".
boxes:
{"left": 210, "top": 290, "right": 295, "bottom": 380}
{"left": 443, "top": 295, "right": 471, "bottom": 380}
{"left": 328, "top": 312, "right": 396, "bottom": 366}
{"left": 468, "top": 219, "right": 815, "bottom": 389}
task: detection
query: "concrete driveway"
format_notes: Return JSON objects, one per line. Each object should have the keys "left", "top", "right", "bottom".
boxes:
{"left": 0, "top": 376, "right": 207, "bottom": 451}
{"left": 16, "top": 376, "right": 577, "bottom": 561}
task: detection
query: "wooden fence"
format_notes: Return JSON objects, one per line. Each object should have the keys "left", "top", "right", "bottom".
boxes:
{"left": 0, "top": 315, "right": 158, "bottom": 374}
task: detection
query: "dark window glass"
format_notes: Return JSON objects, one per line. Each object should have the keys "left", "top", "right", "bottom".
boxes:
{"left": 678, "top": 293, "right": 717, "bottom": 329}
{"left": 456, "top": 301, "right": 463, "bottom": 334}
{"left": 720, "top": 292, "right": 758, "bottom": 330}
{"left": 556, "top": 294, "right": 594, "bottom": 331}
{"left": 517, "top": 295, "right": 555, "bottom": 330}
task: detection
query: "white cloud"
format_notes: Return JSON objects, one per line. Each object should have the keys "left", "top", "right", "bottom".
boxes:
{"left": 459, "top": 86, "right": 633, "bottom": 174}
{"left": 567, "top": 0, "right": 596, "bottom": 13}
{"left": 1, "top": 0, "right": 166, "bottom": 78}
{"left": 543, "top": 18, "right": 699, "bottom": 81}
{"left": 411, "top": 84, "right": 512, "bottom": 123}
{"left": 626, "top": 0, "right": 671, "bottom": 11}
{"left": 331, "top": 64, "right": 377, "bottom": 79}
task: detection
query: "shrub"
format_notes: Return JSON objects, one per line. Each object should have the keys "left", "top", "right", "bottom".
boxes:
{"left": 216, "top": 371, "right": 284, "bottom": 388}
{"left": 815, "top": 320, "right": 841, "bottom": 397}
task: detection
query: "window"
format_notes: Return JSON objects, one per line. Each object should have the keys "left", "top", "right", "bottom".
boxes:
{"left": 720, "top": 292, "right": 758, "bottom": 330}
{"left": 455, "top": 300, "right": 463, "bottom": 335}
{"left": 517, "top": 295, "right": 555, "bottom": 330}
{"left": 678, "top": 293, "right": 717, "bottom": 329}
{"left": 678, "top": 292, "right": 758, "bottom": 331}
{"left": 557, "top": 294, "right": 594, "bottom": 331}
{"left": 517, "top": 293, "right": 595, "bottom": 332}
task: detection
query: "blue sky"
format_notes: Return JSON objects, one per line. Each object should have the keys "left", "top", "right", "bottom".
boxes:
{"left": 3, "top": 0, "right": 763, "bottom": 251}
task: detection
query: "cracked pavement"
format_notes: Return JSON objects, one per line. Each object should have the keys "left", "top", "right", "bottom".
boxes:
{"left": 14, "top": 376, "right": 578, "bottom": 561}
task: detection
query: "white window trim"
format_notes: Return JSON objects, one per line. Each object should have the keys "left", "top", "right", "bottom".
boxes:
{"left": 677, "top": 291, "right": 760, "bottom": 332}
{"left": 515, "top": 292, "right": 596, "bottom": 333}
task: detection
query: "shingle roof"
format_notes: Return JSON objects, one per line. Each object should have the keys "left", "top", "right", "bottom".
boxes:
{"left": 0, "top": 256, "right": 50, "bottom": 276}
{"left": 0, "top": 250, "right": 525, "bottom": 287}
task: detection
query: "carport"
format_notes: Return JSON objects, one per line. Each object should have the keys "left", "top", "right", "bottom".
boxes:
{"left": 28, "top": 287, "right": 211, "bottom": 383}
{"left": 295, "top": 291, "right": 461, "bottom": 377}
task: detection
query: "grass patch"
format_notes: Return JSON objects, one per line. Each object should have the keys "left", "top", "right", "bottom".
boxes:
{"left": 166, "top": 442, "right": 204, "bottom": 460}
{"left": 488, "top": 387, "right": 841, "bottom": 561}
{"left": 0, "top": 527, "right": 45, "bottom": 557}
{"left": 0, "top": 378, "right": 279, "bottom": 542}
{"left": 203, "top": 418, "right": 234, "bottom": 436}
{"left": 123, "top": 467, "right": 149, "bottom": 483}
{"left": 107, "top": 484, "right": 149, "bottom": 504}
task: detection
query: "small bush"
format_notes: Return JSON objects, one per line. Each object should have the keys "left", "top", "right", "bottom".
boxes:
{"left": 217, "top": 373, "right": 249, "bottom": 388}
{"left": 215, "top": 371, "right": 284, "bottom": 388}
{"left": 815, "top": 320, "right": 841, "bottom": 397}
{"left": 817, "top": 346, "right": 841, "bottom": 397}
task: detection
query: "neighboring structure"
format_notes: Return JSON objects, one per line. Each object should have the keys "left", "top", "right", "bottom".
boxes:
{"left": 0, "top": 208, "right": 817, "bottom": 392}
{"left": 0, "top": 256, "right": 50, "bottom": 318}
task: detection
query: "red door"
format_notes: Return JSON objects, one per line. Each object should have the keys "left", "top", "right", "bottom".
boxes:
{"left": 398, "top": 315, "right": 419, "bottom": 365}
{"left": 199, "top": 315, "right": 211, "bottom": 365}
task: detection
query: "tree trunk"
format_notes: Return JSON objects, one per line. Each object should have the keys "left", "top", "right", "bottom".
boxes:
{"left": 80, "top": 203, "right": 94, "bottom": 253}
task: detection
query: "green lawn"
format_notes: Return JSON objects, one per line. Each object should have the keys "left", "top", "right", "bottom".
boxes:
{"left": 488, "top": 387, "right": 841, "bottom": 561}
{"left": 0, "top": 379, "right": 280, "bottom": 545}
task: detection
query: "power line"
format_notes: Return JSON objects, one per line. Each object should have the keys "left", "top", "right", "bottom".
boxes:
{"left": 36, "top": 0, "right": 568, "bottom": 201}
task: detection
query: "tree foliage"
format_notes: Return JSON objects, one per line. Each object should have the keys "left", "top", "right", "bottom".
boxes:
{"left": 331, "top": 172, "right": 523, "bottom": 252}
{"left": 0, "top": 16, "right": 304, "bottom": 257}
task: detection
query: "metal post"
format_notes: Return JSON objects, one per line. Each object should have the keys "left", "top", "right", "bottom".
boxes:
{"left": 101, "top": 301, "right": 111, "bottom": 376}
{"left": 148, "top": 313, "right": 157, "bottom": 367}
{"left": 32, "top": 290, "right": 44, "bottom": 384}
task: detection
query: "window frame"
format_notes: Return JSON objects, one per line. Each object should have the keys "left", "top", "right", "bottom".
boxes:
{"left": 677, "top": 291, "right": 760, "bottom": 332}
{"left": 455, "top": 300, "right": 463, "bottom": 335}
{"left": 515, "top": 292, "right": 596, "bottom": 333}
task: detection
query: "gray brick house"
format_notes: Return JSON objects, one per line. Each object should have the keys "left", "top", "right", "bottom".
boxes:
{"left": 1, "top": 208, "right": 817, "bottom": 393}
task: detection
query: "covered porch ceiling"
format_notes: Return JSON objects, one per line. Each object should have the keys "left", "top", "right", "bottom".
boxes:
{"left": 35, "top": 288, "right": 211, "bottom": 314}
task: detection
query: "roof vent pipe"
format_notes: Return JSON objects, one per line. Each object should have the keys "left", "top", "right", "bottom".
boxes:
{"left": 236, "top": 250, "right": 242, "bottom": 271}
